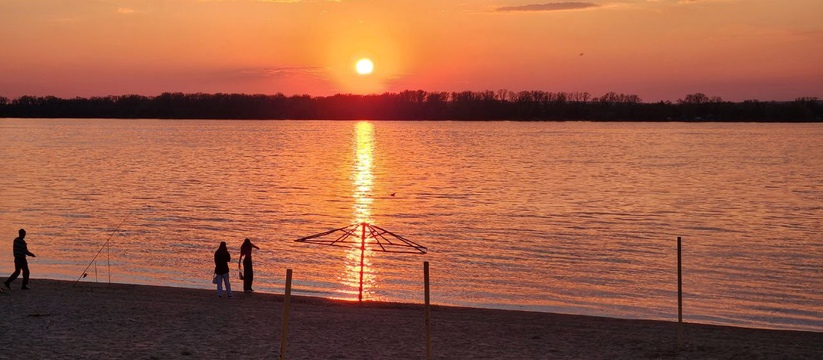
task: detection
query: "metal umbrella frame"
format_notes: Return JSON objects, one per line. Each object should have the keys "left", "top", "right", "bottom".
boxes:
{"left": 295, "top": 222, "right": 427, "bottom": 301}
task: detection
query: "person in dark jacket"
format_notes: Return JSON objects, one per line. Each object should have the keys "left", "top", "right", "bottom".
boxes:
{"left": 214, "top": 241, "right": 232, "bottom": 298}
{"left": 238, "top": 238, "right": 260, "bottom": 292}
{"left": 4, "top": 229, "right": 36, "bottom": 290}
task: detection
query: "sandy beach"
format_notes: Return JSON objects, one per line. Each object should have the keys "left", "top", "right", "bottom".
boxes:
{"left": 1, "top": 279, "right": 820, "bottom": 360}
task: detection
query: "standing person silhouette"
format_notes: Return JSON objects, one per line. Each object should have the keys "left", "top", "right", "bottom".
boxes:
{"left": 238, "top": 238, "right": 260, "bottom": 292}
{"left": 4, "top": 229, "right": 36, "bottom": 290}
{"left": 214, "top": 241, "right": 232, "bottom": 298}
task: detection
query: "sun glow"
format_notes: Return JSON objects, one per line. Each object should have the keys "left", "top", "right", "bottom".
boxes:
{"left": 355, "top": 58, "right": 374, "bottom": 75}
{"left": 323, "top": 23, "right": 410, "bottom": 93}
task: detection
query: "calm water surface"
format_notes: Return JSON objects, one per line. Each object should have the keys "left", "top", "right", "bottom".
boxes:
{"left": 1, "top": 119, "right": 821, "bottom": 332}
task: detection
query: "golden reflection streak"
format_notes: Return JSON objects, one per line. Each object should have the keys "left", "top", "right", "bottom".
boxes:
{"left": 339, "top": 121, "right": 377, "bottom": 300}
{"left": 353, "top": 122, "right": 374, "bottom": 224}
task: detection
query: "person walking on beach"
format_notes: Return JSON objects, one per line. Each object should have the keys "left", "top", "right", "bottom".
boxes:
{"left": 214, "top": 241, "right": 232, "bottom": 298}
{"left": 4, "top": 229, "right": 36, "bottom": 290}
{"left": 238, "top": 238, "right": 260, "bottom": 292}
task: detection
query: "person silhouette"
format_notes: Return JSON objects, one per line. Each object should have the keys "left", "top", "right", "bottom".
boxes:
{"left": 4, "top": 229, "right": 36, "bottom": 290}
{"left": 214, "top": 241, "right": 232, "bottom": 298}
{"left": 238, "top": 238, "right": 260, "bottom": 292}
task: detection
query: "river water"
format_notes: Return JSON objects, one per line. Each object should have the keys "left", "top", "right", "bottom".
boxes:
{"left": 1, "top": 119, "right": 821, "bottom": 332}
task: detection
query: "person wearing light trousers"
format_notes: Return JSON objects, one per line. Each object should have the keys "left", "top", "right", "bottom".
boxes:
{"left": 214, "top": 241, "right": 232, "bottom": 298}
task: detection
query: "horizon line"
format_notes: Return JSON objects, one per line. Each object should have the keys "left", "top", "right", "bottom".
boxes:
{"left": 2, "top": 90, "right": 820, "bottom": 104}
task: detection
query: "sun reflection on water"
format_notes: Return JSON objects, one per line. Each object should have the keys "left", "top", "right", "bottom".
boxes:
{"left": 338, "top": 121, "right": 377, "bottom": 300}
{"left": 353, "top": 122, "right": 374, "bottom": 224}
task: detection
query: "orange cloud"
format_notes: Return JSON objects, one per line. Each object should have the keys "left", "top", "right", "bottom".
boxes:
{"left": 496, "top": 2, "right": 601, "bottom": 12}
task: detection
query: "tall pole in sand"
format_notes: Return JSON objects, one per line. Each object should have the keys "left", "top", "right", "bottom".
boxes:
{"left": 280, "top": 269, "right": 293, "bottom": 360}
{"left": 424, "top": 261, "right": 431, "bottom": 360}
{"left": 359, "top": 222, "right": 366, "bottom": 302}
{"left": 677, "top": 236, "right": 683, "bottom": 350}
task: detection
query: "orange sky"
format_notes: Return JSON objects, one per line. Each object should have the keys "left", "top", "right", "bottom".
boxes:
{"left": 1, "top": 0, "right": 821, "bottom": 101}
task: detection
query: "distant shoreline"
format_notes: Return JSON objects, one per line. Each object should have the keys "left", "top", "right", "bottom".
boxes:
{"left": 2, "top": 279, "right": 821, "bottom": 359}
{"left": 1, "top": 91, "right": 821, "bottom": 122}
{"left": 3, "top": 117, "right": 823, "bottom": 123}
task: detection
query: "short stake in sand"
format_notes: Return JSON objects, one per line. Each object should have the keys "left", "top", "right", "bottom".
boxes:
{"left": 424, "top": 261, "right": 431, "bottom": 360}
{"left": 677, "top": 236, "right": 683, "bottom": 350}
{"left": 280, "top": 269, "right": 292, "bottom": 360}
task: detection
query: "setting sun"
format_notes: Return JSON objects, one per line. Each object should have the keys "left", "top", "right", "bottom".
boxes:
{"left": 355, "top": 58, "right": 374, "bottom": 75}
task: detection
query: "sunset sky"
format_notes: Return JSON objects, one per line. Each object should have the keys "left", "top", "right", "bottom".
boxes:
{"left": 1, "top": 0, "right": 821, "bottom": 102}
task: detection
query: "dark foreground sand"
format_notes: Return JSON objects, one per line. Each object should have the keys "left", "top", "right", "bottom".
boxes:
{"left": 1, "top": 279, "right": 820, "bottom": 360}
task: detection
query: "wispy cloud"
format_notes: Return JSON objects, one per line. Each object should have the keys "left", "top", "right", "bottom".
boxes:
{"left": 236, "top": 67, "right": 326, "bottom": 79}
{"left": 198, "top": 0, "right": 341, "bottom": 2}
{"left": 117, "top": 8, "right": 137, "bottom": 15}
{"left": 496, "top": 2, "right": 602, "bottom": 12}
{"left": 676, "top": 0, "right": 735, "bottom": 4}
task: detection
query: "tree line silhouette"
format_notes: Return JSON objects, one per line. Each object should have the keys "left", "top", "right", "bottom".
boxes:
{"left": 0, "top": 91, "right": 820, "bottom": 121}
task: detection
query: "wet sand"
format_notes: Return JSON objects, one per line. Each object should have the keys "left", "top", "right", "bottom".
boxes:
{"left": 0, "top": 279, "right": 820, "bottom": 359}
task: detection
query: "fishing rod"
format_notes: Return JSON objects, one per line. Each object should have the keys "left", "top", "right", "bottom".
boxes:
{"left": 72, "top": 211, "right": 132, "bottom": 288}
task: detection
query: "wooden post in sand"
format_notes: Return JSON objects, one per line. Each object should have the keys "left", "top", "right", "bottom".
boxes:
{"left": 677, "top": 237, "right": 683, "bottom": 350}
{"left": 280, "top": 269, "right": 293, "bottom": 360}
{"left": 359, "top": 222, "right": 366, "bottom": 302}
{"left": 424, "top": 261, "right": 431, "bottom": 360}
